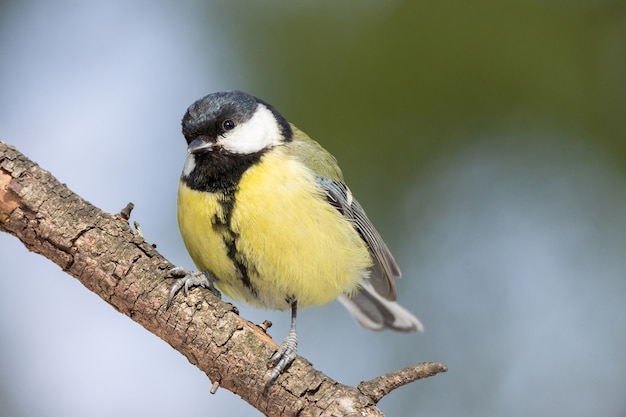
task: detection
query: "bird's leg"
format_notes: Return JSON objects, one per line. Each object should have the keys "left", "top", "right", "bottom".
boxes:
{"left": 266, "top": 298, "right": 299, "bottom": 387}
{"left": 166, "top": 267, "right": 221, "bottom": 308}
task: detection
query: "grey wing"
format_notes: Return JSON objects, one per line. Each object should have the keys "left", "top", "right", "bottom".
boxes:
{"left": 317, "top": 177, "right": 400, "bottom": 300}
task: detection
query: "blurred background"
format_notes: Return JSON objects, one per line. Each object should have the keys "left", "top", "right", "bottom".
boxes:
{"left": 1, "top": 1, "right": 625, "bottom": 416}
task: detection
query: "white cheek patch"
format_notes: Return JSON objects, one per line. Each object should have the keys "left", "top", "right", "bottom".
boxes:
{"left": 219, "top": 104, "right": 283, "bottom": 154}
{"left": 182, "top": 153, "right": 196, "bottom": 177}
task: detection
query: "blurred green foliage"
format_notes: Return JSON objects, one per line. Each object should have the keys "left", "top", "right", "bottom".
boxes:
{"left": 207, "top": 0, "right": 625, "bottom": 197}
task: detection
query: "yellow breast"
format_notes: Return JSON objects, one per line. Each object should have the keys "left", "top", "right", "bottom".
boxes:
{"left": 177, "top": 147, "right": 372, "bottom": 310}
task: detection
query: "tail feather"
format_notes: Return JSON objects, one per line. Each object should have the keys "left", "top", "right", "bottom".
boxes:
{"left": 338, "top": 281, "right": 423, "bottom": 332}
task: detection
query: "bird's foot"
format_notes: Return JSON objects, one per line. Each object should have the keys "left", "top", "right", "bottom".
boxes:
{"left": 166, "top": 267, "right": 221, "bottom": 308}
{"left": 266, "top": 331, "right": 298, "bottom": 387}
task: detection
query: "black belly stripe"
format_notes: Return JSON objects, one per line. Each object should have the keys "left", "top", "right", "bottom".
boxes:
{"left": 216, "top": 190, "right": 257, "bottom": 296}
{"left": 224, "top": 234, "right": 257, "bottom": 296}
{"left": 183, "top": 150, "right": 265, "bottom": 297}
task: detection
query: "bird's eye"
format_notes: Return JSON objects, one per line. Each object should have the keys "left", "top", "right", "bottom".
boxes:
{"left": 222, "top": 119, "right": 235, "bottom": 131}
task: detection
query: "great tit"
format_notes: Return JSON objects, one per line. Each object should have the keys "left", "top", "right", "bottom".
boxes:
{"left": 168, "top": 91, "right": 423, "bottom": 385}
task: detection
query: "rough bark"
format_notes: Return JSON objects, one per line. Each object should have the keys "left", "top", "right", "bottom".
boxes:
{"left": 0, "top": 140, "right": 446, "bottom": 417}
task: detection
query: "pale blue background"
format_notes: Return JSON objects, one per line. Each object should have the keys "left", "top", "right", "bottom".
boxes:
{"left": 1, "top": 2, "right": 625, "bottom": 416}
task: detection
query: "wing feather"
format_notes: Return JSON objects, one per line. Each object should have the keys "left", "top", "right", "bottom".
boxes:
{"left": 285, "top": 125, "right": 401, "bottom": 301}
{"left": 316, "top": 178, "right": 399, "bottom": 300}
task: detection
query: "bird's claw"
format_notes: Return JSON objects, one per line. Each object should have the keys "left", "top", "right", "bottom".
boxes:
{"left": 266, "top": 332, "right": 298, "bottom": 387}
{"left": 166, "top": 267, "right": 221, "bottom": 308}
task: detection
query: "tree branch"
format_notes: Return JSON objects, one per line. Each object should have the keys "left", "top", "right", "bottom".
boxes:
{"left": 0, "top": 140, "right": 446, "bottom": 417}
{"left": 358, "top": 362, "right": 448, "bottom": 404}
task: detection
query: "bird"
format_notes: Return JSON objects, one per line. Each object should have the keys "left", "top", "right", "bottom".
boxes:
{"left": 167, "top": 90, "right": 423, "bottom": 386}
